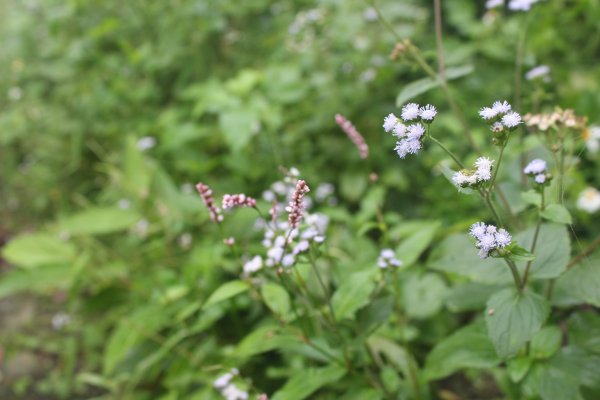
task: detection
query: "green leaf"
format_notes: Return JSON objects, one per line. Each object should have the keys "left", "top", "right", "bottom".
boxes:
{"left": 203, "top": 280, "right": 250, "bottom": 309}
{"left": 429, "top": 234, "right": 511, "bottom": 284}
{"left": 234, "top": 325, "right": 297, "bottom": 358}
{"left": 521, "top": 190, "right": 542, "bottom": 208}
{"left": 332, "top": 272, "right": 376, "bottom": 321}
{"left": 554, "top": 256, "right": 600, "bottom": 307}
{"left": 531, "top": 326, "right": 562, "bottom": 359}
{"left": 540, "top": 204, "right": 572, "bottom": 224}
{"left": 58, "top": 207, "right": 142, "bottom": 235}
{"left": 485, "top": 288, "right": 550, "bottom": 358}
{"left": 219, "top": 109, "right": 258, "bottom": 152}
{"left": 516, "top": 224, "right": 570, "bottom": 280}
{"left": 508, "top": 245, "right": 536, "bottom": 262}
{"left": 124, "top": 135, "right": 152, "bottom": 199}
{"left": 507, "top": 357, "right": 532, "bottom": 383}
{"left": 402, "top": 272, "right": 448, "bottom": 319}
{"left": 2, "top": 233, "right": 77, "bottom": 268}
{"left": 0, "top": 264, "right": 74, "bottom": 299}
{"left": 261, "top": 283, "right": 291, "bottom": 320}
{"left": 424, "top": 322, "right": 500, "bottom": 380}
{"left": 396, "top": 77, "right": 439, "bottom": 106}
{"left": 567, "top": 311, "right": 600, "bottom": 354}
{"left": 271, "top": 365, "right": 346, "bottom": 400}
{"left": 446, "top": 283, "right": 501, "bottom": 312}
{"left": 394, "top": 221, "right": 440, "bottom": 267}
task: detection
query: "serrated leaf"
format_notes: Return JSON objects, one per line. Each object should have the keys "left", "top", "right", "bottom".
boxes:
{"left": 516, "top": 224, "right": 571, "bottom": 280}
{"left": 531, "top": 326, "right": 562, "bottom": 359}
{"left": 567, "top": 311, "right": 600, "bottom": 354}
{"left": 541, "top": 204, "right": 572, "bottom": 224}
{"left": 485, "top": 288, "right": 550, "bottom": 358}
{"left": 424, "top": 322, "right": 500, "bottom": 380}
{"left": 271, "top": 365, "right": 346, "bottom": 400}
{"left": 261, "top": 283, "right": 291, "bottom": 320}
{"left": 2, "top": 233, "right": 77, "bottom": 269}
{"left": 554, "top": 256, "right": 600, "bottom": 307}
{"left": 203, "top": 280, "right": 250, "bottom": 309}
{"left": 332, "top": 272, "right": 375, "bottom": 321}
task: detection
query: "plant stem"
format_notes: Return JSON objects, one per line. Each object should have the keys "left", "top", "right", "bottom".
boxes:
{"left": 505, "top": 258, "right": 523, "bottom": 291}
{"left": 490, "top": 143, "right": 506, "bottom": 191}
{"left": 433, "top": 0, "right": 445, "bottom": 79}
{"left": 429, "top": 135, "right": 465, "bottom": 169}
{"left": 522, "top": 189, "right": 545, "bottom": 287}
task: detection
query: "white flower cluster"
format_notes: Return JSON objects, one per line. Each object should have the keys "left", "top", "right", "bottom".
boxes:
{"left": 469, "top": 222, "right": 512, "bottom": 259}
{"left": 213, "top": 369, "right": 248, "bottom": 400}
{"left": 452, "top": 157, "right": 495, "bottom": 188}
{"left": 377, "top": 249, "right": 402, "bottom": 268}
{"left": 486, "top": 0, "right": 539, "bottom": 11}
{"left": 585, "top": 126, "right": 600, "bottom": 155}
{"left": 383, "top": 103, "right": 437, "bottom": 159}
{"left": 577, "top": 187, "right": 600, "bottom": 214}
{"left": 523, "top": 158, "right": 549, "bottom": 184}
{"left": 479, "top": 100, "right": 522, "bottom": 130}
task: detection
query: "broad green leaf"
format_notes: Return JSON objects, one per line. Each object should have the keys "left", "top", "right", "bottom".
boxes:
{"left": 261, "top": 283, "right": 291, "bottom": 320}
{"left": 429, "top": 234, "right": 511, "bottom": 284}
{"left": 531, "top": 326, "right": 562, "bottom": 359}
{"left": 219, "top": 109, "right": 258, "bottom": 152}
{"left": 402, "top": 272, "right": 448, "bottom": 319}
{"left": 0, "top": 264, "right": 74, "bottom": 299}
{"left": 567, "top": 312, "right": 600, "bottom": 354}
{"left": 507, "top": 245, "right": 536, "bottom": 262}
{"left": 271, "top": 365, "right": 346, "bottom": 400}
{"left": 396, "top": 77, "right": 439, "bottom": 106}
{"left": 521, "top": 190, "right": 542, "bottom": 208}
{"left": 515, "top": 224, "right": 570, "bottom": 280}
{"left": 332, "top": 271, "right": 376, "bottom": 321}
{"left": 203, "top": 280, "right": 250, "bottom": 309}
{"left": 2, "top": 233, "right": 76, "bottom": 268}
{"left": 446, "top": 283, "right": 501, "bottom": 312}
{"left": 394, "top": 221, "right": 440, "bottom": 267}
{"left": 58, "top": 207, "right": 141, "bottom": 235}
{"left": 507, "top": 357, "right": 532, "bottom": 383}
{"left": 424, "top": 322, "right": 500, "bottom": 380}
{"left": 540, "top": 204, "right": 572, "bottom": 224}
{"left": 554, "top": 256, "right": 600, "bottom": 307}
{"left": 356, "top": 296, "right": 394, "bottom": 336}
{"left": 485, "top": 288, "right": 550, "bottom": 358}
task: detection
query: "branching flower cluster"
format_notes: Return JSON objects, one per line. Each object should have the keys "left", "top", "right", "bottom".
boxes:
{"left": 452, "top": 157, "right": 495, "bottom": 188}
{"left": 383, "top": 103, "right": 437, "bottom": 159}
{"left": 469, "top": 222, "right": 513, "bottom": 259}
{"left": 479, "top": 100, "right": 522, "bottom": 145}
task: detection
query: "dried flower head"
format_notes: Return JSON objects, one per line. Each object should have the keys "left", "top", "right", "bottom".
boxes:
{"left": 196, "top": 182, "right": 223, "bottom": 223}
{"left": 335, "top": 113, "right": 369, "bottom": 159}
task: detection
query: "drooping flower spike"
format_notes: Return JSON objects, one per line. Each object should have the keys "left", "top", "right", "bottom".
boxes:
{"left": 196, "top": 182, "right": 223, "bottom": 223}
{"left": 335, "top": 113, "right": 369, "bottom": 159}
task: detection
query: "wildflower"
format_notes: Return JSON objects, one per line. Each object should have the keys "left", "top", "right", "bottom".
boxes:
{"left": 377, "top": 249, "right": 402, "bottom": 268}
{"left": 335, "top": 113, "right": 369, "bottom": 159}
{"left": 136, "top": 136, "right": 156, "bottom": 151}
{"left": 491, "top": 122, "right": 504, "bottom": 133}
{"left": 243, "top": 256, "right": 263, "bottom": 274}
{"left": 576, "top": 187, "right": 600, "bottom": 213}
{"left": 393, "top": 123, "right": 406, "bottom": 137}
{"left": 221, "top": 385, "right": 249, "bottom": 400}
{"left": 525, "top": 65, "right": 550, "bottom": 81}
{"left": 214, "top": 372, "right": 235, "bottom": 389}
{"left": 281, "top": 254, "right": 295, "bottom": 267}
{"left": 383, "top": 113, "right": 398, "bottom": 132}
{"left": 474, "top": 157, "right": 494, "bottom": 181}
{"left": 293, "top": 240, "right": 310, "bottom": 254}
{"left": 452, "top": 171, "right": 469, "bottom": 186}
{"left": 222, "top": 194, "right": 257, "bottom": 210}
{"left": 468, "top": 222, "right": 512, "bottom": 259}
{"left": 406, "top": 123, "right": 426, "bottom": 140}
{"left": 419, "top": 104, "right": 437, "bottom": 121}
{"left": 492, "top": 101, "right": 512, "bottom": 114}
{"left": 508, "top": 0, "right": 539, "bottom": 11}
{"left": 286, "top": 180, "right": 310, "bottom": 229}
{"left": 394, "top": 138, "right": 422, "bottom": 159}
{"left": 583, "top": 126, "right": 600, "bottom": 154}
{"left": 535, "top": 174, "right": 546, "bottom": 184}
{"left": 401, "top": 103, "right": 420, "bottom": 121}
{"left": 524, "top": 159, "right": 547, "bottom": 175}
{"left": 196, "top": 182, "right": 223, "bottom": 223}
{"left": 486, "top": 0, "right": 504, "bottom": 9}
{"left": 501, "top": 111, "right": 522, "bottom": 128}
{"left": 479, "top": 107, "right": 497, "bottom": 120}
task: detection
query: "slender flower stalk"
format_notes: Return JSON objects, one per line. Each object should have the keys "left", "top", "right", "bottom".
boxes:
{"left": 196, "top": 182, "right": 223, "bottom": 223}
{"left": 335, "top": 114, "right": 369, "bottom": 159}
{"left": 286, "top": 180, "right": 310, "bottom": 229}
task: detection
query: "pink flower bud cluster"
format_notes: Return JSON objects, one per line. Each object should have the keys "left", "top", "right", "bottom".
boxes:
{"left": 222, "top": 194, "right": 257, "bottom": 210}
{"left": 286, "top": 180, "right": 310, "bottom": 229}
{"left": 195, "top": 182, "right": 223, "bottom": 223}
{"left": 335, "top": 113, "right": 369, "bottom": 159}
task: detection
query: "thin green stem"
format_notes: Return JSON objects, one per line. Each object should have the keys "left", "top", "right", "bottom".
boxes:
{"left": 429, "top": 135, "right": 465, "bottom": 169}
{"left": 490, "top": 144, "right": 506, "bottom": 191}
{"left": 505, "top": 259, "right": 523, "bottom": 292}
{"left": 522, "top": 189, "right": 545, "bottom": 288}
{"left": 433, "top": 0, "right": 445, "bottom": 79}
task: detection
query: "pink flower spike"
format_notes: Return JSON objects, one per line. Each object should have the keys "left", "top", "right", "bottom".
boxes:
{"left": 335, "top": 114, "right": 369, "bottom": 159}
{"left": 222, "top": 193, "right": 257, "bottom": 210}
{"left": 287, "top": 180, "right": 310, "bottom": 229}
{"left": 195, "top": 182, "right": 223, "bottom": 223}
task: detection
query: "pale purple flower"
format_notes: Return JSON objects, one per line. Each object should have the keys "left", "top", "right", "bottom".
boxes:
{"left": 524, "top": 158, "right": 547, "bottom": 174}
{"left": 495, "top": 229, "right": 512, "bottom": 248}
{"left": 406, "top": 123, "right": 426, "bottom": 140}
{"left": 535, "top": 174, "right": 546, "bottom": 184}
{"left": 419, "top": 104, "right": 437, "bottom": 121}
{"left": 377, "top": 248, "right": 402, "bottom": 268}
{"left": 383, "top": 113, "right": 398, "bottom": 132}
{"left": 243, "top": 256, "right": 263, "bottom": 274}
{"left": 502, "top": 111, "right": 522, "bottom": 128}
{"left": 492, "top": 101, "right": 512, "bottom": 114}
{"left": 508, "top": 0, "right": 539, "bottom": 11}
{"left": 526, "top": 65, "right": 550, "bottom": 81}
{"left": 486, "top": 0, "right": 504, "bottom": 8}
{"left": 479, "top": 107, "right": 498, "bottom": 120}
{"left": 479, "top": 234, "right": 497, "bottom": 251}
{"left": 401, "top": 103, "right": 420, "bottom": 121}
{"left": 393, "top": 123, "right": 406, "bottom": 137}
{"left": 469, "top": 222, "right": 487, "bottom": 239}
